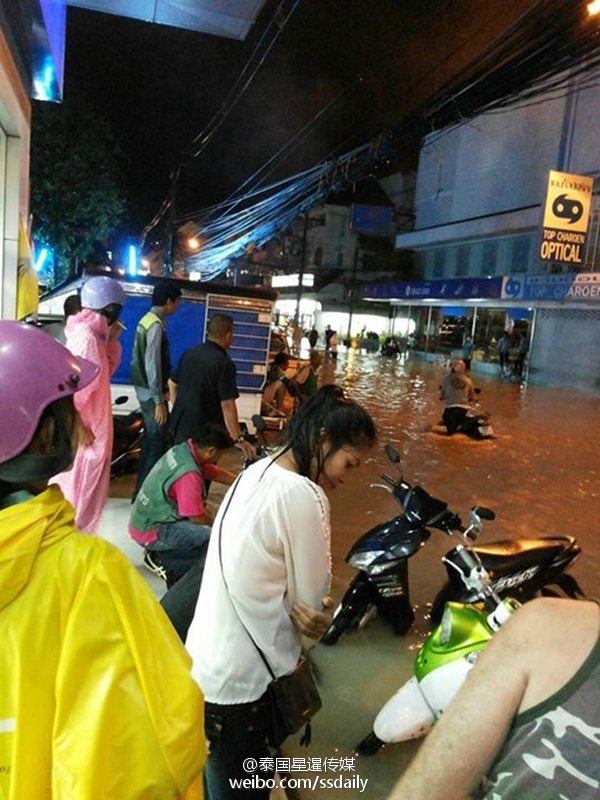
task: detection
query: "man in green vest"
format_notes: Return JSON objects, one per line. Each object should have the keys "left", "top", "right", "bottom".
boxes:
{"left": 128, "top": 422, "right": 237, "bottom": 586}
{"left": 130, "top": 279, "right": 182, "bottom": 500}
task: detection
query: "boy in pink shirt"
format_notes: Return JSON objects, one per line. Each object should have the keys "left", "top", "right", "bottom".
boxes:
{"left": 129, "top": 422, "right": 236, "bottom": 586}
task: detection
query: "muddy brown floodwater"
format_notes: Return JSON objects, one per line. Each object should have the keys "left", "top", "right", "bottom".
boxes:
{"left": 280, "top": 350, "right": 599, "bottom": 800}
{"left": 110, "top": 349, "right": 599, "bottom": 799}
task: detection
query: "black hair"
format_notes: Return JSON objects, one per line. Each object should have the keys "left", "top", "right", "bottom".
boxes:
{"left": 191, "top": 422, "right": 233, "bottom": 451}
{"left": 63, "top": 294, "right": 82, "bottom": 319}
{"left": 272, "top": 352, "right": 289, "bottom": 368}
{"left": 283, "top": 384, "right": 377, "bottom": 481}
{"left": 152, "top": 279, "right": 183, "bottom": 306}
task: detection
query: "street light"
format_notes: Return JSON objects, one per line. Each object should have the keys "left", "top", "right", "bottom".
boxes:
{"left": 588, "top": 0, "right": 600, "bottom": 15}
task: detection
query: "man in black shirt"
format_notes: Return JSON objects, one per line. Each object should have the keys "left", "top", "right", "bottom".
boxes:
{"left": 169, "top": 314, "right": 255, "bottom": 462}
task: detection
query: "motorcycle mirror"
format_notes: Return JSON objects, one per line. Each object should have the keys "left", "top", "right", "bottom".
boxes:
{"left": 384, "top": 444, "right": 400, "bottom": 464}
{"left": 472, "top": 506, "right": 495, "bottom": 521}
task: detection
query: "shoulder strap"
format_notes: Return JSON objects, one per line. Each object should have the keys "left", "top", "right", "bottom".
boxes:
{"left": 217, "top": 473, "right": 277, "bottom": 680}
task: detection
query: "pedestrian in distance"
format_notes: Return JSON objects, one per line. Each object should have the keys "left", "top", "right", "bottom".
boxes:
{"left": 130, "top": 278, "right": 182, "bottom": 500}
{"left": 129, "top": 422, "right": 236, "bottom": 587}
{"left": 169, "top": 313, "right": 256, "bottom": 463}
{"left": 324, "top": 324, "right": 333, "bottom": 352}
{"left": 497, "top": 331, "right": 511, "bottom": 374}
{"left": 513, "top": 334, "right": 528, "bottom": 378}
{"left": 329, "top": 329, "right": 339, "bottom": 360}
{"left": 50, "top": 275, "right": 125, "bottom": 534}
{"left": 290, "top": 322, "right": 303, "bottom": 356}
{"left": 386, "top": 597, "right": 600, "bottom": 800}
{"left": 462, "top": 334, "right": 474, "bottom": 370}
{"left": 308, "top": 326, "right": 319, "bottom": 349}
{"left": 0, "top": 321, "right": 205, "bottom": 799}
{"left": 186, "top": 384, "right": 378, "bottom": 800}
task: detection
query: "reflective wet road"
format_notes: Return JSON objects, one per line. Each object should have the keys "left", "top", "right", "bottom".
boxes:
{"left": 106, "top": 349, "right": 600, "bottom": 799}
{"left": 285, "top": 349, "right": 600, "bottom": 799}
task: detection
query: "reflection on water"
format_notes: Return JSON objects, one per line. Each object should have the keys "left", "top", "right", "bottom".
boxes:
{"left": 319, "top": 350, "right": 600, "bottom": 595}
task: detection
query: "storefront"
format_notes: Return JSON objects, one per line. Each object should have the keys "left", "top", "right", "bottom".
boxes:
{"left": 363, "top": 273, "right": 600, "bottom": 393}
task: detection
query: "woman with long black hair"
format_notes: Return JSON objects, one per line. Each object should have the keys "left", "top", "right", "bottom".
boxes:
{"left": 186, "top": 384, "right": 377, "bottom": 799}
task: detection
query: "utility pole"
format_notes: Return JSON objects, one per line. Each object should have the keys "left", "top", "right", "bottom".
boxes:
{"left": 346, "top": 245, "right": 360, "bottom": 340}
{"left": 294, "top": 212, "right": 309, "bottom": 327}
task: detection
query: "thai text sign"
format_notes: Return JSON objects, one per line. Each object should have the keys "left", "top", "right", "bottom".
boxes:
{"left": 539, "top": 170, "right": 593, "bottom": 265}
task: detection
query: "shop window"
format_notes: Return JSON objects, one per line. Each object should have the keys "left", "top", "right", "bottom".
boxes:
{"left": 433, "top": 249, "right": 445, "bottom": 278}
{"left": 455, "top": 244, "right": 470, "bottom": 277}
{"left": 512, "top": 237, "right": 531, "bottom": 273}
{"left": 481, "top": 241, "right": 498, "bottom": 276}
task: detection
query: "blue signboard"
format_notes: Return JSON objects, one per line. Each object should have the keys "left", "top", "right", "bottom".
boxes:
{"left": 501, "top": 273, "right": 600, "bottom": 301}
{"left": 363, "top": 277, "right": 502, "bottom": 301}
{"left": 350, "top": 204, "right": 394, "bottom": 236}
{"left": 363, "top": 274, "right": 600, "bottom": 303}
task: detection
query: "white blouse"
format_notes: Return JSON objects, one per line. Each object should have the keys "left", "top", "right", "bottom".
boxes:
{"left": 186, "top": 457, "right": 331, "bottom": 705}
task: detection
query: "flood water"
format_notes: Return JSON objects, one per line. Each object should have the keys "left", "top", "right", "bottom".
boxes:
{"left": 107, "top": 349, "right": 600, "bottom": 799}
{"left": 282, "top": 349, "right": 600, "bottom": 800}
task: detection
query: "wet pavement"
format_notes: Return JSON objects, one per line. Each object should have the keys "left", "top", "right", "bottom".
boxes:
{"left": 104, "top": 350, "right": 600, "bottom": 799}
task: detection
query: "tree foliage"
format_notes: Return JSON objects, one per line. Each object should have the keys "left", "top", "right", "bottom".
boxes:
{"left": 30, "top": 99, "right": 126, "bottom": 284}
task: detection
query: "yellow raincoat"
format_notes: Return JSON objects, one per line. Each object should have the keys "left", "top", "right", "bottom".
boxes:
{"left": 0, "top": 485, "right": 205, "bottom": 799}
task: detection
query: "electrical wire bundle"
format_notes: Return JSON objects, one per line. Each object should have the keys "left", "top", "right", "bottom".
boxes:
{"left": 155, "top": 0, "right": 600, "bottom": 281}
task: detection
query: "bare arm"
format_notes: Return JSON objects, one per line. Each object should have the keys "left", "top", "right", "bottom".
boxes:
{"left": 221, "top": 398, "right": 256, "bottom": 459}
{"left": 387, "top": 599, "right": 599, "bottom": 800}
{"left": 387, "top": 624, "right": 527, "bottom": 800}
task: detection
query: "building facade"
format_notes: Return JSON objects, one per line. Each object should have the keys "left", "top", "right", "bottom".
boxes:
{"left": 366, "top": 67, "right": 600, "bottom": 394}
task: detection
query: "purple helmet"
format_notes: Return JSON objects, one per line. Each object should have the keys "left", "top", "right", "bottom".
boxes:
{"left": 0, "top": 321, "right": 99, "bottom": 463}
{"left": 81, "top": 276, "right": 126, "bottom": 310}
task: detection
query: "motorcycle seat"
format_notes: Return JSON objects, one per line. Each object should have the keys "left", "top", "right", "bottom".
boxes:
{"left": 114, "top": 412, "right": 143, "bottom": 433}
{"left": 474, "top": 535, "right": 577, "bottom": 569}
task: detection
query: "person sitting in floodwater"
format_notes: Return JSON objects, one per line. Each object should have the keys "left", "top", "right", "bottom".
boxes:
{"left": 438, "top": 359, "right": 491, "bottom": 437}
{"left": 261, "top": 352, "right": 298, "bottom": 416}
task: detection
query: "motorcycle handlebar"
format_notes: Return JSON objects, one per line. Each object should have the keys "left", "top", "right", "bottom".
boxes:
{"left": 378, "top": 446, "right": 493, "bottom": 539}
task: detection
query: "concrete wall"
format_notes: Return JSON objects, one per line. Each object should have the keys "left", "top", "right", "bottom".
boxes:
{"left": 415, "top": 70, "right": 600, "bottom": 231}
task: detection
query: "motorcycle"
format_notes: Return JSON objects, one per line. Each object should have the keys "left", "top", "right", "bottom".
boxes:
{"left": 320, "top": 445, "right": 585, "bottom": 645}
{"left": 111, "top": 395, "right": 144, "bottom": 478}
{"left": 357, "top": 544, "right": 521, "bottom": 755}
{"left": 437, "top": 388, "right": 494, "bottom": 440}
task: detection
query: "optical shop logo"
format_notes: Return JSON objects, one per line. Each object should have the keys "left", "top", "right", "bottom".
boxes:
{"left": 540, "top": 170, "right": 593, "bottom": 265}
{"left": 542, "top": 171, "right": 592, "bottom": 234}
{"left": 551, "top": 193, "right": 584, "bottom": 225}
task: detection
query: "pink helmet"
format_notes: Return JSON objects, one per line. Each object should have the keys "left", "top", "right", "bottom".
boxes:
{"left": 81, "top": 275, "right": 125, "bottom": 310}
{"left": 0, "top": 321, "right": 99, "bottom": 463}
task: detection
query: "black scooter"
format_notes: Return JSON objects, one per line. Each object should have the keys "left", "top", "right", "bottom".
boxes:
{"left": 111, "top": 396, "right": 144, "bottom": 478}
{"left": 320, "top": 445, "right": 585, "bottom": 645}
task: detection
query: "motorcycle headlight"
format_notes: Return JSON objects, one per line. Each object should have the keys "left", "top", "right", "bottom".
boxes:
{"left": 349, "top": 551, "right": 385, "bottom": 570}
{"left": 439, "top": 604, "right": 452, "bottom": 645}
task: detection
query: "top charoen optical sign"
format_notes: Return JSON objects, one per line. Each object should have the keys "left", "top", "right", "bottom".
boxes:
{"left": 539, "top": 170, "right": 593, "bottom": 265}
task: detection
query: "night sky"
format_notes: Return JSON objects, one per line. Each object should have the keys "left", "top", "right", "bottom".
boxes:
{"left": 61, "top": 0, "right": 539, "bottom": 236}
